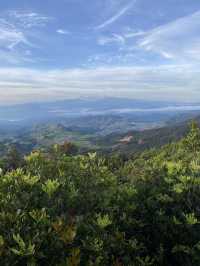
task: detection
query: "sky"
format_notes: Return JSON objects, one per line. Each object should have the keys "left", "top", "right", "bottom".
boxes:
{"left": 1, "top": 0, "right": 200, "bottom": 104}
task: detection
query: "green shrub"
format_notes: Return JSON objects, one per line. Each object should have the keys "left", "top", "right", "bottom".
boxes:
{"left": 0, "top": 124, "right": 200, "bottom": 265}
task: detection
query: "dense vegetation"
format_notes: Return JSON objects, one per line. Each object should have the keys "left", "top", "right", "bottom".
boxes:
{"left": 1, "top": 113, "right": 199, "bottom": 159}
{"left": 0, "top": 122, "right": 200, "bottom": 265}
{"left": 95, "top": 118, "right": 194, "bottom": 155}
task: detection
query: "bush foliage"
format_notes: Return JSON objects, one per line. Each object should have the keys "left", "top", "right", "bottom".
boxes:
{"left": 0, "top": 122, "right": 200, "bottom": 265}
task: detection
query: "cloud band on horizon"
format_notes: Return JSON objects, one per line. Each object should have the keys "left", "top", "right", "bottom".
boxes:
{"left": 0, "top": 64, "right": 200, "bottom": 105}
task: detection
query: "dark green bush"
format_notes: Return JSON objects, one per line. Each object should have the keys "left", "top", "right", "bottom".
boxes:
{"left": 0, "top": 124, "right": 200, "bottom": 265}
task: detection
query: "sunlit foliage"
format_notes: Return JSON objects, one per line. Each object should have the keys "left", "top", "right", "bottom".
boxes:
{"left": 0, "top": 123, "right": 200, "bottom": 265}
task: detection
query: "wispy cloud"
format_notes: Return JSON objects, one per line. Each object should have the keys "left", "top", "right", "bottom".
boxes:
{"left": 98, "top": 34, "right": 125, "bottom": 46}
{"left": 56, "top": 29, "right": 70, "bottom": 35}
{"left": 138, "top": 10, "right": 200, "bottom": 61}
{"left": 123, "top": 29, "right": 146, "bottom": 38}
{"left": 7, "top": 10, "right": 51, "bottom": 28}
{"left": 0, "top": 64, "right": 200, "bottom": 105}
{"left": 0, "top": 10, "right": 51, "bottom": 64}
{"left": 95, "top": 10, "right": 200, "bottom": 65}
{"left": 0, "top": 18, "right": 28, "bottom": 50}
{"left": 95, "top": 1, "right": 135, "bottom": 30}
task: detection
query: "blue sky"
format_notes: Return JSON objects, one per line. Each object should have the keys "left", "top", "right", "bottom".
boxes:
{"left": 1, "top": 0, "right": 200, "bottom": 104}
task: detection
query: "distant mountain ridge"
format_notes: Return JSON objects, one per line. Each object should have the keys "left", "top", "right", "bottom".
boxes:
{"left": 0, "top": 98, "right": 200, "bottom": 157}
{"left": 1, "top": 98, "right": 200, "bottom": 129}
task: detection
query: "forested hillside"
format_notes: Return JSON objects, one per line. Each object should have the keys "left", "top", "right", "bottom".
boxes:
{"left": 0, "top": 122, "right": 200, "bottom": 265}
{"left": 95, "top": 115, "right": 200, "bottom": 155}
{"left": 0, "top": 113, "right": 164, "bottom": 158}
{"left": 0, "top": 113, "right": 199, "bottom": 160}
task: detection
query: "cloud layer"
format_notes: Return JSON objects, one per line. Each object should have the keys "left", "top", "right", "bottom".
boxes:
{"left": 0, "top": 64, "right": 200, "bottom": 105}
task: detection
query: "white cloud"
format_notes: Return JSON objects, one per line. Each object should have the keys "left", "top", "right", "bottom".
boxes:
{"left": 56, "top": 29, "right": 70, "bottom": 35}
{"left": 96, "top": 10, "right": 200, "bottom": 63}
{"left": 0, "top": 19, "right": 28, "bottom": 50}
{"left": 138, "top": 10, "right": 200, "bottom": 61}
{"left": 95, "top": 1, "right": 135, "bottom": 30}
{"left": 0, "top": 64, "right": 200, "bottom": 105}
{"left": 0, "top": 10, "right": 51, "bottom": 64}
{"left": 7, "top": 10, "right": 51, "bottom": 28}
{"left": 123, "top": 30, "right": 146, "bottom": 38}
{"left": 98, "top": 34, "right": 125, "bottom": 46}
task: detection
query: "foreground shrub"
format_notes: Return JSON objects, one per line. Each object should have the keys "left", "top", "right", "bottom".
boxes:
{"left": 0, "top": 124, "right": 200, "bottom": 265}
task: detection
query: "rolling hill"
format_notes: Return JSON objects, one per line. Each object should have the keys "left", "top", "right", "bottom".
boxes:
{"left": 94, "top": 116, "right": 200, "bottom": 156}
{"left": 0, "top": 112, "right": 200, "bottom": 159}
